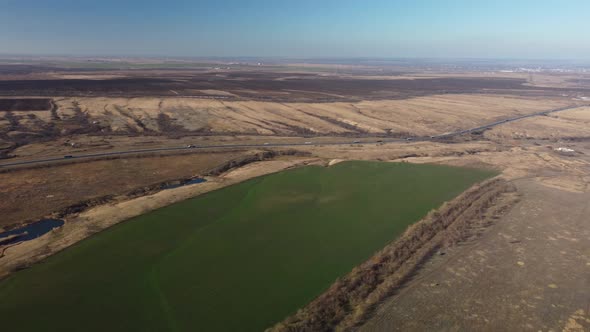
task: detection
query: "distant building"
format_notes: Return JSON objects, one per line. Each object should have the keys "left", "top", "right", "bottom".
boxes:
{"left": 555, "top": 147, "right": 576, "bottom": 156}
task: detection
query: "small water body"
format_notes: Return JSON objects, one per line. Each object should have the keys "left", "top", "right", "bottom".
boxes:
{"left": 162, "top": 178, "right": 207, "bottom": 190}
{"left": 0, "top": 219, "right": 65, "bottom": 246}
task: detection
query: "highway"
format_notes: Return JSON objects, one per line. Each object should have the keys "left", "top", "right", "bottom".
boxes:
{"left": 0, "top": 105, "right": 583, "bottom": 168}
{"left": 431, "top": 105, "right": 579, "bottom": 138}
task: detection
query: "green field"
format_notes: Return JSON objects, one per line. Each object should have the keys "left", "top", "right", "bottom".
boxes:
{"left": 0, "top": 161, "right": 495, "bottom": 331}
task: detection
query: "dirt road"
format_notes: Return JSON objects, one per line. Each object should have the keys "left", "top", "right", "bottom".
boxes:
{"left": 361, "top": 178, "right": 590, "bottom": 332}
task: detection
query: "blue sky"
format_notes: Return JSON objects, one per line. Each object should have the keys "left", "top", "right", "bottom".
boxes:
{"left": 1, "top": 0, "right": 589, "bottom": 59}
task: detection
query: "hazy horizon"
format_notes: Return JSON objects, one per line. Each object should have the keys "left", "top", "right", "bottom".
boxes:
{"left": 1, "top": 0, "right": 589, "bottom": 60}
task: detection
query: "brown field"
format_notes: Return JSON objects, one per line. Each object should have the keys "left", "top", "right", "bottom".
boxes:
{"left": 62, "top": 95, "right": 569, "bottom": 135}
{"left": 0, "top": 73, "right": 542, "bottom": 100}
{"left": 0, "top": 151, "right": 247, "bottom": 229}
{"left": 0, "top": 98, "right": 52, "bottom": 111}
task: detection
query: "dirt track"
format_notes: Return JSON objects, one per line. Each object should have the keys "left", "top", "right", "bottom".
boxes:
{"left": 361, "top": 179, "right": 590, "bottom": 332}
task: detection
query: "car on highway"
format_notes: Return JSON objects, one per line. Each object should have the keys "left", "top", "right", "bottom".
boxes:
{"left": 186, "top": 144, "right": 196, "bottom": 148}
{"left": 304, "top": 141, "right": 312, "bottom": 145}
{"left": 63, "top": 155, "right": 74, "bottom": 159}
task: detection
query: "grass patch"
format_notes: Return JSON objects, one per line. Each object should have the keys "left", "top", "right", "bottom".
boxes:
{"left": 0, "top": 161, "right": 495, "bottom": 331}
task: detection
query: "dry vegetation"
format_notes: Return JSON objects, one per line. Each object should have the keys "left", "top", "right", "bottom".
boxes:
{"left": 29, "top": 95, "right": 575, "bottom": 135}
{"left": 360, "top": 178, "right": 590, "bottom": 332}
{"left": 0, "top": 151, "right": 246, "bottom": 229}
{"left": 0, "top": 94, "right": 574, "bottom": 158}
{"left": 485, "top": 106, "right": 590, "bottom": 141}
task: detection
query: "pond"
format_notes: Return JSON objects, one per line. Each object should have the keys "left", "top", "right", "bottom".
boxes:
{"left": 0, "top": 219, "right": 64, "bottom": 246}
{"left": 161, "top": 177, "right": 207, "bottom": 190}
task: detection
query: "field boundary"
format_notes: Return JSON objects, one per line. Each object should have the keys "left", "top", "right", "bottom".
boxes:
{"left": 270, "top": 177, "right": 519, "bottom": 331}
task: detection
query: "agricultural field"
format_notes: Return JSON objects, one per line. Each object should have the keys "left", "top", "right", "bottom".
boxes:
{"left": 0, "top": 161, "right": 495, "bottom": 331}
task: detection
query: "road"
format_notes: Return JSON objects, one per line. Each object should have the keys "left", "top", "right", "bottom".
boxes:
{"left": 432, "top": 105, "right": 578, "bottom": 138}
{"left": 0, "top": 105, "right": 583, "bottom": 168}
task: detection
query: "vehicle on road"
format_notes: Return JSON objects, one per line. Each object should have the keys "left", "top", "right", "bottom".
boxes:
{"left": 63, "top": 155, "right": 73, "bottom": 159}
{"left": 186, "top": 144, "right": 196, "bottom": 148}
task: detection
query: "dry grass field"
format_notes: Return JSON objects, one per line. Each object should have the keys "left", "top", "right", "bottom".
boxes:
{"left": 0, "top": 94, "right": 574, "bottom": 159}
{"left": 485, "top": 106, "right": 590, "bottom": 140}
{"left": 360, "top": 177, "right": 590, "bottom": 332}
{"left": 24, "top": 94, "right": 576, "bottom": 135}
{"left": 0, "top": 151, "right": 246, "bottom": 229}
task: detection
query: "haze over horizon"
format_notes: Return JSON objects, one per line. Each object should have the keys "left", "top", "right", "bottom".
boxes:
{"left": 1, "top": 0, "right": 589, "bottom": 60}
